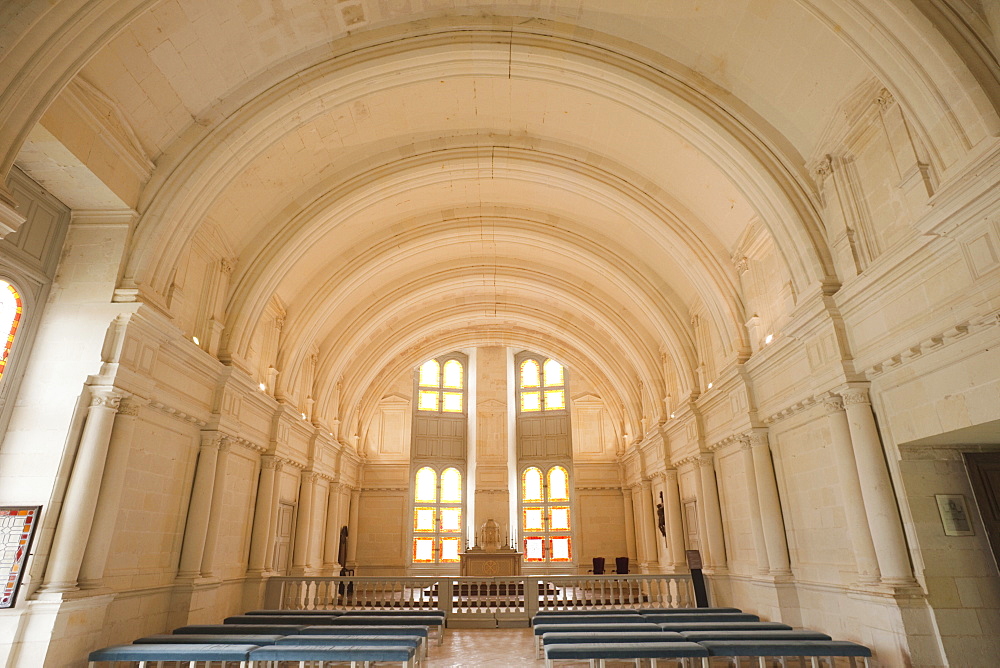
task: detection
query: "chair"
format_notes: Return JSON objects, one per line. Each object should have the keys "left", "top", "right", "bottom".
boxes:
{"left": 592, "top": 557, "right": 605, "bottom": 574}
{"left": 615, "top": 557, "right": 629, "bottom": 574}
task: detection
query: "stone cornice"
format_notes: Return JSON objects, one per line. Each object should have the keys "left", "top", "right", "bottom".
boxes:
{"left": 864, "top": 317, "right": 996, "bottom": 379}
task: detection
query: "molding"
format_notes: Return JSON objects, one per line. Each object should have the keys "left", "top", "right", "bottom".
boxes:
{"left": 762, "top": 393, "right": 825, "bottom": 425}
{"left": 0, "top": 188, "right": 26, "bottom": 237}
{"left": 864, "top": 317, "right": 997, "bottom": 378}
{"left": 147, "top": 400, "right": 208, "bottom": 427}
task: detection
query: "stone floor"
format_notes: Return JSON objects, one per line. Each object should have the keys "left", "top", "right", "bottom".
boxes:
{"left": 427, "top": 628, "right": 626, "bottom": 667}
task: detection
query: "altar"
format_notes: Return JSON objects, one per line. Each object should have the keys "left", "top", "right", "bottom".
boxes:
{"left": 460, "top": 518, "right": 522, "bottom": 576}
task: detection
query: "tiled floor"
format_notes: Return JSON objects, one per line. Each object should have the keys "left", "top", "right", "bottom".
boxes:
{"left": 427, "top": 628, "right": 632, "bottom": 667}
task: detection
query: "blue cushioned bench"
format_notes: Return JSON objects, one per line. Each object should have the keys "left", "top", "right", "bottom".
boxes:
{"left": 173, "top": 624, "right": 309, "bottom": 635}
{"left": 538, "top": 631, "right": 683, "bottom": 659}
{"left": 302, "top": 624, "right": 432, "bottom": 658}
{"left": 642, "top": 613, "right": 760, "bottom": 624}
{"left": 680, "top": 630, "right": 832, "bottom": 642}
{"left": 330, "top": 615, "right": 445, "bottom": 645}
{"left": 225, "top": 614, "right": 342, "bottom": 625}
{"left": 244, "top": 609, "right": 346, "bottom": 616}
{"left": 249, "top": 643, "right": 417, "bottom": 667}
{"left": 657, "top": 622, "right": 792, "bottom": 632}
{"left": 134, "top": 634, "right": 284, "bottom": 645}
{"left": 88, "top": 643, "right": 257, "bottom": 667}
{"left": 286, "top": 634, "right": 427, "bottom": 663}
{"left": 339, "top": 610, "right": 445, "bottom": 618}
{"left": 698, "top": 639, "right": 872, "bottom": 668}
{"left": 534, "top": 608, "right": 641, "bottom": 616}
{"left": 640, "top": 607, "right": 742, "bottom": 614}
{"left": 544, "top": 641, "right": 708, "bottom": 668}
{"left": 532, "top": 622, "right": 661, "bottom": 655}
{"left": 531, "top": 614, "right": 648, "bottom": 625}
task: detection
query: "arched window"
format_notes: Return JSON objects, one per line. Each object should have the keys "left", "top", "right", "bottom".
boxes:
{"left": 520, "top": 465, "right": 572, "bottom": 562}
{"left": 0, "top": 280, "right": 24, "bottom": 384}
{"left": 519, "top": 357, "right": 566, "bottom": 413}
{"left": 412, "top": 465, "right": 464, "bottom": 564}
{"left": 417, "top": 356, "right": 465, "bottom": 413}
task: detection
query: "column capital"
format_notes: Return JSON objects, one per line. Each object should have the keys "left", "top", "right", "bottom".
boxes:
{"left": 658, "top": 469, "right": 678, "bottom": 482}
{"left": 822, "top": 394, "right": 845, "bottom": 414}
{"left": 696, "top": 452, "right": 715, "bottom": 468}
{"left": 840, "top": 387, "right": 871, "bottom": 407}
{"left": 302, "top": 471, "right": 320, "bottom": 484}
{"left": 90, "top": 389, "right": 125, "bottom": 411}
{"left": 738, "top": 434, "right": 753, "bottom": 452}
{"left": 117, "top": 396, "right": 142, "bottom": 417}
{"left": 748, "top": 430, "right": 769, "bottom": 449}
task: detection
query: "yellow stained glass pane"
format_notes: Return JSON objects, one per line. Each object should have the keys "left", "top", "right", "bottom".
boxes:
{"left": 415, "top": 467, "right": 437, "bottom": 502}
{"left": 544, "top": 390, "right": 565, "bottom": 410}
{"left": 413, "top": 538, "right": 434, "bottom": 562}
{"left": 548, "top": 466, "right": 569, "bottom": 501}
{"left": 520, "top": 359, "right": 540, "bottom": 388}
{"left": 521, "top": 391, "right": 540, "bottom": 412}
{"left": 524, "top": 537, "right": 545, "bottom": 561}
{"left": 441, "top": 538, "right": 461, "bottom": 562}
{"left": 523, "top": 507, "right": 544, "bottom": 531}
{"left": 418, "top": 390, "right": 439, "bottom": 411}
{"left": 442, "top": 392, "right": 463, "bottom": 412}
{"left": 543, "top": 359, "right": 564, "bottom": 386}
{"left": 419, "top": 359, "right": 440, "bottom": 387}
{"left": 523, "top": 467, "right": 543, "bottom": 501}
{"left": 442, "top": 359, "right": 463, "bottom": 388}
{"left": 550, "top": 536, "right": 572, "bottom": 561}
{"left": 441, "top": 468, "right": 462, "bottom": 502}
{"left": 441, "top": 507, "right": 462, "bottom": 532}
{"left": 414, "top": 507, "right": 435, "bottom": 532}
{"left": 550, "top": 506, "right": 570, "bottom": 530}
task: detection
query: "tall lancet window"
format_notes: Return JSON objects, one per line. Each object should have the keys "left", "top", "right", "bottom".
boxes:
{"left": 520, "top": 465, "right": 572, "bottom": 562}
{"left": 412, "top": 466, "right": 463, "bottom": 563}
{"left": 0, "top": 280, "right": 24, "bottom": 384}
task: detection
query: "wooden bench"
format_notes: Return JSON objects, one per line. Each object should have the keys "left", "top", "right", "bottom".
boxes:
{"left": 544, "top": 641, "right": 709, "bottom": 668}
{"left": 249, "top": 643, "right": 417, "bottom": 668}
{"left": 656, "top": 622, "right": 793, "bottom": 632}
{"left": 133, "top": 634, "right": 284, "bottom": 645}
{"left": 173, "top": 623, "right": 309, "bottom": 635}
{"left": 287, "top": 634, "right": 427, "bottom": 663}
{"left": 531, "top": 614, "right": 648, "bottom": 625}
{"left": 532, "top": 622, "right": 661, "bottom": 655}
{"left": 225, "top": 614, "right": 342, "bottom": 625}
{"left": 329, "top": 616, "right": 445, "bottom": 645}
{"left": 697, "top": 639, "right": 873, "bottom": 668}
{"left": 642, "top": 613, "right": 761, "bottom": 624}
{"left": 680, "top": 630, "right": 832, "bottom": 642}
{"left": 640, "top": 607, "right": 742, "bottom": 615}
{"left": 538, "top": 630, "right": 684, "bottom": 659}
{"left": 88, "top": 643, "right": 257, "bottom": 667}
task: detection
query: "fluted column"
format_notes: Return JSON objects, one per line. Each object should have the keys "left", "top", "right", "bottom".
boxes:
{"left": 200, "top": 437, "right": 232, "bottom": 577}
{"left": 824, "top": 396, "right": 880, "bottom": 583}
{"left": 177, "top": 434, "right": 222, "bottom": 578}
{"left": 78, "top": 397, "right": 141, "bottom": 588}
{"left": 749, "top": 430, "right": 791, "bottom": 575}
{"left": 661, "top": 470, "right": 687, "bottom": 570}
{"left": 621, "top": 487, "right": 638, "bottom": 561}
{"left": 697, "top": 454, "right": 727, "bottom": 570}
{"left": 41, "top": 389, "right": 123, "bottom": 592}
{"left": 841, "top": 387, "right": 915, "bottom": 585}
{"left": 247, "top": 456, "right": 279, "bottom": 573}
{"left": 323, "top": 482, "right": 344, "bottom": 572}
{"left": 639, "top": 479, "right": 660, "bottom": 571}
{"left": 345, "top": 488, "right": 361, "bottom": 570}
{"left": 740, "top": 438, "right": 771, "bottom": 574}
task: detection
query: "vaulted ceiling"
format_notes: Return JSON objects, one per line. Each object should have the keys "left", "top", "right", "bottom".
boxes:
{"left": 4, "top": 0, "right": 996, "bottom": 437}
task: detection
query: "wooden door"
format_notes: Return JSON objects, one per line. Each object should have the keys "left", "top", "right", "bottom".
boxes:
{"left": 273, "top": 502, "right": 294, "bottom": 573}
{"left": 964, "top": 452, "right": 1000, "bottom": 574}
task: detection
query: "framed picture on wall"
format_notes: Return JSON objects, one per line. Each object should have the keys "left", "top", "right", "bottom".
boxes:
{"left": 1, "top": 506, "right": 41, "bottom": 608}
{"left": 935, "top": 494, "right": 974, "bottom": 537}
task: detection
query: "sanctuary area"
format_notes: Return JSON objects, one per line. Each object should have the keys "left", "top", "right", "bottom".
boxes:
{"left": 0, "top": 1, "right": 999, "bottom": 666}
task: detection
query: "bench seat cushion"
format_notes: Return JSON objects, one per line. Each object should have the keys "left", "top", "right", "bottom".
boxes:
{"left": 278, "top": 635, "right": 422, "bottom": 648}
{"left": 244, "top": 609, "right": 344, "bottom": 616}
{"left": 249, "top": 644, "right": 416, "bottom": 661}
{"left": 134, "top": 634, "right": 284, "bottom": 645}
{"left": 643, "top": 613, "right": 760, "bottom": 623}
{"left": 340, "top": 609, "right": 445, "bottom": 617}
{"left": 224, "top": 614, "right": 340, "bottom": 625}
{"left": 657, "top": 622, "right": 792, "bottom": 632}
{"left": 542, "top": 631, "right": 685, "bottom": 645}
{"left": 681, "top": 631, "right": 831, "bottom": 642}
{"left": 640, "top": 607, "right": 742, "bottom": 614}
{"left": 535, "top": 609, "right": 639, "bottom": 616}
{"left": 700, "top": 640, "right": 873, "bottom": 657}
{"left": 173, "top": 624, "right": 307, "bottom": 635}
{"left": 532, "top": 614, "right": 647, "bottom": 625}
{"left": 331, "top": 615, "right": 441, "bottom": 626}
{"left": 302, "top": 625, "right": 429, "bottom": 637}
{"left": 545, "top": 641, "right": 708, "bottom": 660}
{"left": 533, "top": 622, "right": 661, "bottom": 636}
{"left": 89, "top": 643, "right": 258, "bottom": 662}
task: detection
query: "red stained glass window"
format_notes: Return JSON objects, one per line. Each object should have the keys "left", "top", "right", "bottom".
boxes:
{"left": 0, "top": 281, "right": 23, "bottom": 384}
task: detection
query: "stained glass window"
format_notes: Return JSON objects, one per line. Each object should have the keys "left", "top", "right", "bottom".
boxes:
{"left": 522, "top": 467, "right": 543, "bottom": 501}
{"left": 442, "top": 359, "right": 463, "bottom": 388}
{"left": 415, "top": 467, "right": 437, "bottom": 502}
{"left": 520, "top": 359, "right": 540, "bottom": 387}
{"left": 548, "top": 466, "right": 569, "bottom": 501}
{"left": 441, "top": 468, "right": 462, "bottom": 503}
{"left": 524, "top": 537, "right": 545, "bottom": 561}
{"left": 0, "top": 506, "right": 41, "bottom": 609}
{"left": 517, "top": 354, "right": 566, "bottom": 414}
{"left": 549, "top": 506, "right": 570, "bottom": 530}
{"left": 412, "top": 466, "right": 464, "bottom": 565}
{"left": 417, "top": 355, "right": 465, "bottom": 413}
{"left": 550, "top": 537, "right": 572, "bottom": 561}
{"left": 523, "top": 507, "right": 544, "bottom": 531}
{"left": 0, "top": 281, "right": 23, "bottom": 384}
